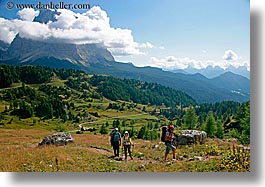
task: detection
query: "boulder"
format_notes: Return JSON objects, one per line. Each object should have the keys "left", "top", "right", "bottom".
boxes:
{"left": 39, "top": 132, "right": 74, "bottom": 146}
{"left": 174, "top": 130, "right": 207, "bottom": 146}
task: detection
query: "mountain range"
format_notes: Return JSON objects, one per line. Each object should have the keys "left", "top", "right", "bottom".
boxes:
{"left": 0, "top": 10, "right": 250, "bottom": 104}
{"left": 167, "top": 65, "right": 250, "bottom": 79}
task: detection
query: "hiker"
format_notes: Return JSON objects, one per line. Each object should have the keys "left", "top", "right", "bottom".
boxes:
{"left": 109, "top": 129, "right": 115, "bottom": 146}
{"left": 110, "top": 128, "right": 121, "bottom": 157}
{"left": 122, "top": 131, "right": 133, "bottom": 160}
{"left": 164, "top": 125, "right": 176, "bottom": 161}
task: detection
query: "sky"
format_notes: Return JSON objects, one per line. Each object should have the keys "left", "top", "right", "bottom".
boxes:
{"left": 0, "top": 0, "right": 250, "bottom": 70}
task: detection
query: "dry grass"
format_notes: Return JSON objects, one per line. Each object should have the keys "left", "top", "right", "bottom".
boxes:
{"left": 0, "top": 128, "right": 250, "bottom": 172}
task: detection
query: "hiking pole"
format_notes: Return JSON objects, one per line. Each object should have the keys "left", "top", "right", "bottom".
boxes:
{"left": 121, "top": 144, "right": 123, "bottom": 159}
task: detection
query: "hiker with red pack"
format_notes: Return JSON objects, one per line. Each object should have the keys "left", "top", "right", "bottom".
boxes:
{"left": 161, "top": 125, "right": 176, "bottom": 161}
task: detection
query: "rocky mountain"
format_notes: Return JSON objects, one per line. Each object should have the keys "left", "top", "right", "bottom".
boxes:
{"left": 0, "top": 35, "right": 114, "bottom": 67}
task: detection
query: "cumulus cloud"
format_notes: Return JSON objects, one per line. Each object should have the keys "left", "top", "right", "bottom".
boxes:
{"left": 17, "top": 8, "right": 39, "bottom": 21}
{"left": 0, "top": 7, "right": 149, "bottom": 56}
{"left": 150, "top": 53, "right": 250, "bottom": 71}
{"left": 150, "top": 56, "right": 211, "bottom": 69}
{"left": 222, "top": 50, "right": 238, "bottom": 61}
{"left": 138, "top": 42, "right": 154, "bottom": 49}
{"left": 0, "top": 18, "right": 19, "bottom": 43}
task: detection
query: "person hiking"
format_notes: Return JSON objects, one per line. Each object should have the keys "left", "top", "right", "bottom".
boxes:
{"left": 109, "top": 129, "right": 115, "bottom": 147}
{"left": 122, "top": 131, "right": 133, "bottom": 161}
{"left": 110, "top": 128, "right": 121, "bottom": 157}
{"left": 164, "top": 125, "right": 176, "bottom": 161}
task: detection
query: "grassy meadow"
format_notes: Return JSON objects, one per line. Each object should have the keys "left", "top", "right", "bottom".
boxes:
{"left": 0, "top": 124, "right": 250, "bottom": 172}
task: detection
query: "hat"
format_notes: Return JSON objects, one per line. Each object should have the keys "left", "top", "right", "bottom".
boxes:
{"left": 115, "top": 128, "right": 118, "bottom": 131}
{"left": 124, "top": 131, "right": 129, "bottom": 134}
{"left": 169, "top": 125, "right": 174, "bottom": 129}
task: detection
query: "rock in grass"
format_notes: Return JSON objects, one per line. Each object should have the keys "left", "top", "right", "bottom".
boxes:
{"left": 194, "top": 156, "right": 203, "bottom": 161}
{"left": 39, "top": 132, "right": 74, "bottom": 146}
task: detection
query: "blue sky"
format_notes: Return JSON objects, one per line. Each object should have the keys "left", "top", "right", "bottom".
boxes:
{"left": 0, "top": 0, "right": 250, "bottom": 70}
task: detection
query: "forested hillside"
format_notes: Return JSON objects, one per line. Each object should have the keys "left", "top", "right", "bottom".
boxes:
{"left": 0, "top": 64, "right": 250, "bottom": 145}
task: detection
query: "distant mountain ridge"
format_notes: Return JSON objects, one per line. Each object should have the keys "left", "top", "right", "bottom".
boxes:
{"left": 167, "top": 65, "right": 250, "bottom": 79}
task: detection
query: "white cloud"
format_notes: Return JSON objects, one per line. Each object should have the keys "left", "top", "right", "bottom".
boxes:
{"left": 0, "top": 18, "right": 19, "bottom": 43}
{"left": 0, "top": 7, "right": 149, "bottom": 56}
{"left": 17, "top": 8, "right": 39, "bottom": 21}
{"left": 138, "top": 42, "right": 154, "bottom": 49}
{"left": 150, "top": 56, "right": 210, "bottom": 70}
{"left": 222, "top": 50, "right": 238, "bottom": 61}
{"left": 150, "top": 53, "right": 250, "bottom": 71}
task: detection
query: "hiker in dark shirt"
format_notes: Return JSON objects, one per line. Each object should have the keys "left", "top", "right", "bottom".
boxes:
{"left": 110, "top": 128, "right": 121, "bottom": 157}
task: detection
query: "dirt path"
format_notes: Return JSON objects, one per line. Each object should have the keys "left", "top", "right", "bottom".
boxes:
{"left": 70, "top": 144, "right": 160, "bottom": 164}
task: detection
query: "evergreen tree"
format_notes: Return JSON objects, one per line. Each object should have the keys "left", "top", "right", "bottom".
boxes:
{"left": 154, "top": 122, "right": 159, "bottom": 129}
{"left": 148, "top": 122, "right": 153, "bottom": 130}
{"left": 137, "top": 126, "right": 146, "bottom": 139}
{"left": 122, "top": 120, "right": 126, "bottom": 127}
{"left": 239, "top": 102, "right": 250, "bottom": 144}
{"left": 215, "top": 120, "right": 224, "bottom": 139}
{"left": 100, "top": 124, "right": 108, "bottom": 134}
{"left": 130, "top": 126, "right": 135, "bottom": 138}
{"left": 184, "top": 106, "right": 198, "bottom": 129}
{"left": 144, "top": 130, "right": 151, "bottom": 140}
{"left": 205, "top": 111, "right": 216, "bottom": 138}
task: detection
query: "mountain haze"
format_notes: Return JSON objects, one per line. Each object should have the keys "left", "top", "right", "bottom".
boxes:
{"left": 168, "top": 65, "right": 250, "bottom": 79}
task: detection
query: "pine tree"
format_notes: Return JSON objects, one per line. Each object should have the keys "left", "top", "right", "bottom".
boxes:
{"left": 100, "top": 124, "right": 108, "bottom": 134}
{"left": 184, "top": 106, "right": 198, "bottom": 129}
{"left": 240, "top": 102, "right": 250, "bottom": 144}
{"left": 205, "top": 111, "right": 216, "bottom": 138}
{"left": 122, "top": 120, "right": 126, "bottom": 127}
{"left": 130, "top": 126, "right": 135, "bottom": 138}
{"left": 215, "top": 120, "right": 224, "bottom": 139}
{"left": 137, "top": 126, "right": 146, "bottom": 139}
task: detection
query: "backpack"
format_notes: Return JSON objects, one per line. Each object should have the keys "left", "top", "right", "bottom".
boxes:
{"left": 123, "top": 136, "right": 131, "bottom": 146}
{"left": 161, "top": 126, "right": 168, "bottom": 142}
{"left": 113, "top": 132, "right": 120, "bottom": 142}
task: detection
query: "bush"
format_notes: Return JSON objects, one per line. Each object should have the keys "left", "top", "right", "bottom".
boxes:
{"left": 100, "top": 124, "right": 108, "bottom": 134}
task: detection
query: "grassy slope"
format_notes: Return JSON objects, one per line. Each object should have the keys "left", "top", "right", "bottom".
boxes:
{"left": 0, "top": 128, "right": 249, "bottom": 172}
{"left": 0, "top": 75, "right": 250, "bottom": 172}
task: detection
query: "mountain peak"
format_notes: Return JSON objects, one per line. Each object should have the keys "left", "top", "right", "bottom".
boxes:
{"left": 0, "top": 34, "right": 114, "bottom": 66}
{"left": 33, "top": 9, "right": 60, "bottom": 24}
